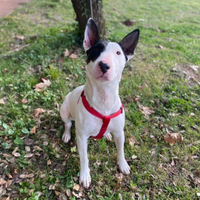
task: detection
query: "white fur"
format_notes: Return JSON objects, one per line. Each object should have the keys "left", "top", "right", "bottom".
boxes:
{"left": 60, "top": 24, "right": 133, "bottom": 188}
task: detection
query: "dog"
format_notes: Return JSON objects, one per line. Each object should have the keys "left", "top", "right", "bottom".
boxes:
{"left": 60, "top": 18, "right": 139, "bottom": 188}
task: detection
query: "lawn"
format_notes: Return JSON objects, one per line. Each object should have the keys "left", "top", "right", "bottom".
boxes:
{"left": 0, "top": 0, "right": 200, "bottom": 199}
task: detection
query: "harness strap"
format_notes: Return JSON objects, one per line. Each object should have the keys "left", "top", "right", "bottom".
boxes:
{"left": 80, "top": 91, "right": 123, "bottom": 139}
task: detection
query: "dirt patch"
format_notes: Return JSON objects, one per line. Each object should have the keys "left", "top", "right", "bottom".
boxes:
{"left": 0, "top": 0, "right": 31, "bottom": 17}
{"left": 171, "top": 64, "right": 200, "bottom": 86}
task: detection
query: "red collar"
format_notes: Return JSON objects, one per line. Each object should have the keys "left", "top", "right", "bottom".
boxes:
{"left": 80, "top": 91, "right": 123, "bottom": 139}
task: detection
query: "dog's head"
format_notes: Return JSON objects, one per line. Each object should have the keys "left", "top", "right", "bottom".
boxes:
{"left": 83, "top": 18, "right": 140, "bottom": 83}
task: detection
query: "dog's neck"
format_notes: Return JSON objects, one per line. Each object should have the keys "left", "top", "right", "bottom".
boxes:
{"left": 84, "top": 76, "right": 121, "bottom": 115}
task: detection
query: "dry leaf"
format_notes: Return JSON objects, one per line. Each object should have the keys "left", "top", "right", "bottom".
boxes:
{"left": 64, "top": 48, "right": 70, "bottom": 57}
{"left": 0, "top": 98, "right": 5, "bottom": 105}
{"left": 190, "top": 65, "right": 199, "bottom": 72}
{"left": 13, "top": 153, "right": 21, "bottom": 157}
{"left": 158, "top": 45, "right": 164, "bottom": 49}
{"left": 24, "top": 153, "right": 34, "bottom": 158}
{"left": 0, "top": 178, "right": 6, "bottom": 185}
{"left": 24, "top": 138, "right": 34, "bottom": 146}
{"left": 69, "top": 53, "right": 78, "bottom": 59}
{"left": 34, "top": 146, "right": 43, "bottom": 151}
{"left": 160, "top": 154, "right": 169, "bottom": 162}
{"left": 15, "top": 35, "right": 25, "bottom": 40}
{"left": 12, "top": 147, "right": 18, "bottom": 155}
{"left": 132, "top": 155, "right": 137, "bottom": 160}
{"left": 34, "top": 78, "right": 51, "bottom": 92}
{"left": 34, "top": 108, "right": 46, "bottom": 118}
{"left": 21, "top": 99, "right": 28, "bottom": 104}
{"left": 25, "top": 146, "right": 31, "bottom": 152}
{"left": 30, "top": 126, "right": 37, "bottom": 134}
{"left": 19, "top": 174, "right": 34, "bottom": 179}
{"left": 66, "top": 189, "right": 72, "bottom": 197}
{"left": 49, "top": 184, "right": 56, "bottom": 190}
{"left": 128, "top": 135, "right": 136, "bottom": 147}
{"left": 73, "top": 184, "right": 80, "bottom": 191}
{"left": 72, "top": 191, "right": 83, "bottom": 198}
{"left": 138, "top": 104, "right": 154, "bottom": 118}
{"left": 47, "top": 159, "right": 51, "bottom": 165}
{"left": 164, "top": 133, "right": 183, "bottom": 145}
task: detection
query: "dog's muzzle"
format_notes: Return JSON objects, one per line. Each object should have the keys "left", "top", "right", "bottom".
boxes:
{"left": 99, "top": 61, "right": 110, "bottom": 74}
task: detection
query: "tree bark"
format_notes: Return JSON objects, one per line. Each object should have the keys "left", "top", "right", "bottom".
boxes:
{"left": 71, "top": 0, "right": 106, "bottom": 37}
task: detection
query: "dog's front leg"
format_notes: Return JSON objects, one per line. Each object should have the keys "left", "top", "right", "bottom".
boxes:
{"left": 114, "top": 131, "right": 130, "bottom": 174}
{"left": 76, "top": 134, "right": 91, "bottom": 188}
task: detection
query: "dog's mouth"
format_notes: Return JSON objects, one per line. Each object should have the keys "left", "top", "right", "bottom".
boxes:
{"left": 95, "top": 74, "right": 110, "bottom": 81}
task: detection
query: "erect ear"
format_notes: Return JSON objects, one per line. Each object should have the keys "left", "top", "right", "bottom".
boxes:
{"left": 83, "top": 18, "right": 100, "bottom": 51}
{"left": 119, "top": 29, "right": 140, "bottom": 61}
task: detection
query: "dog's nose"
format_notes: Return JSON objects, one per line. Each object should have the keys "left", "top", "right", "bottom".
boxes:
{"left": 99, "top": 61, "right": 110, "bottom": 74}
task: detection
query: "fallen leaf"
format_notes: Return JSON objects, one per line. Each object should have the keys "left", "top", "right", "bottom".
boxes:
{"left": 15, "top": 35, "right": 25, "bottom": 40}
{"left": 138, "top": 104, "right": 154, "bottom": 118}
{"left": 66, "top": 189, "right": 72, "bottom": 197}
{"left": 0, "top": 98, "right": 5, "bottom": 105}
{"left": 19, "top": 174, "right": 34, "bottom": 179}
{"left": 34, "top": 108, "right": 46, "bottom": 118}
{"left": 24, "top": 138, "right": 34, "bottom": 146}
{"left": 0, "top": 178, "right": 6, "bottom": 185}
{"left": 160, "top": 154, "right": 169, "bottom": 162}
{"left": 128, "top": 135, "right": 136, "bottom": 147}
{"left": 49, "top": 184, "right": 56, "bottom": 190}
{"left": 72, "top": 191, "right": 83, "bottom": 198}
{"left": 21, "top": 99, "right": 28, "bottom": 104}
{"left": 64, "top": 48, "right": 70, "bottom": 57}
{"left": 24, "top": 153, "right": 34, "bottom": 158}
{"left": 132, "top": 155, "right": 137, "bottom": 160}
{"left": 34, "top": 78, "right": 51, "bottom": 92}
{"left": 190, "top": 65, "right": 199, "bottom": 72}
{"left": 164, "top": 133, "right": 183, "bottom": 145}
{"left": 73, "top": 184, "right": 80, "bottom": 191}
{"left": 25, "top": 146, "right": 31, "bottom": 152}
{"left": 69, "top": 53, "right": 78, "bottom": 59}
{"left": 30, "top": 126, "right": 37, "bottom": 134}
{"left": 34, "top": 146, "right": 43, "bottom": 152}
{"left": 13, "top": 153, "right": 21, "bottom": 157}
{"left": 12, "top": 147, "right": 18, "bottom": 155}
{"left": 158, "top": 45, "right": 164, "bottom": 49}
{"left": 47, "top": 159, "right": 51, "bottom": 165}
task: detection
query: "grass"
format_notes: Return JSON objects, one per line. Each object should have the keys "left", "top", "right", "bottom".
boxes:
{"left": 0, "top": 0, "right": 200, "bottom": 199}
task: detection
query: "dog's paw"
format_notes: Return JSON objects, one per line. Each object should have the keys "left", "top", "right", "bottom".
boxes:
{"left": 104, "top": 132, "right": 112, "bottom": 141}
{"left": 118, "top": 159, "right": 130, "bottom": 175}
{"left": 62, "top": 132, "right": 71, "bottom": 143}
{"left": 80, "top": 170, "right": 91, "bottom": 188}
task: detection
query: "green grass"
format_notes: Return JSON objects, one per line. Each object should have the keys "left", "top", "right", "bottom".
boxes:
{"left": 0, "top": 0, "right": 200, "bottom": 199}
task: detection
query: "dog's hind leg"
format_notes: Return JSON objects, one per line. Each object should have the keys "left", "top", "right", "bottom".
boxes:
{"left": 60, "top": 100, "right": 72, "bottom": 143}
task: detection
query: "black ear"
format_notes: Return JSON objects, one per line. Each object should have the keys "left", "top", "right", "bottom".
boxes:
{"left": 119, "top": 29, "right": 140, "bottom": 61}
{"left": 83, "top": 18, "right": 100, "bottom": 51}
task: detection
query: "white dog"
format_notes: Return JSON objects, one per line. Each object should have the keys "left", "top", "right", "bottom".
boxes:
{"left": 60, "top": 18, "right": 139, "bottom": 188}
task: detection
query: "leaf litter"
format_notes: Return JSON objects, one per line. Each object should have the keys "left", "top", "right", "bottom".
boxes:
{"left": 164, "top": 133, "right": 183, "bottom": 145}
{"left": 33, "top": 78, "right": 51, "bottom": 92}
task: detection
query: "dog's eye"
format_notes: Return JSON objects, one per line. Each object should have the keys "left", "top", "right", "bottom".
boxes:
{"left": 116, "top": 51, "right": 121, "bottom": 55}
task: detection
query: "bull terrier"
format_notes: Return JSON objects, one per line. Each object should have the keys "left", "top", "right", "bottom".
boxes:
{"left": 60, "top": 18, "right": 139, "bottom": 188}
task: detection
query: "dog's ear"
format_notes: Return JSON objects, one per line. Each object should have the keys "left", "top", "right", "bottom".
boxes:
{"left": 119, "top": 29, "right": 140, "bottom": 61}
{"left": 83, "top": 18, "right": 100, "bottom": 51}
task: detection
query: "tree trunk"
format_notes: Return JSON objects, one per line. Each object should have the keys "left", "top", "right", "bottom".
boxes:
{"left": 71, "top": 0, "right": 106, "bottom": 37}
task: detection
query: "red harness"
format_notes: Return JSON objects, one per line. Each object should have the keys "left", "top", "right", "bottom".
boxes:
{"left": 80, "top": 91, "right": 123, "bottom": 139}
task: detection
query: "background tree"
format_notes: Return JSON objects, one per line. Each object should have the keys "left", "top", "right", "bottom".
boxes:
{"left": 71, "top": 0, "right": 106, "bottom": 37}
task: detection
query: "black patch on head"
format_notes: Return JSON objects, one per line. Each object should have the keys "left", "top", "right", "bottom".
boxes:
{"left": 86, "top": 40, "right": 108, "bottom": 63}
